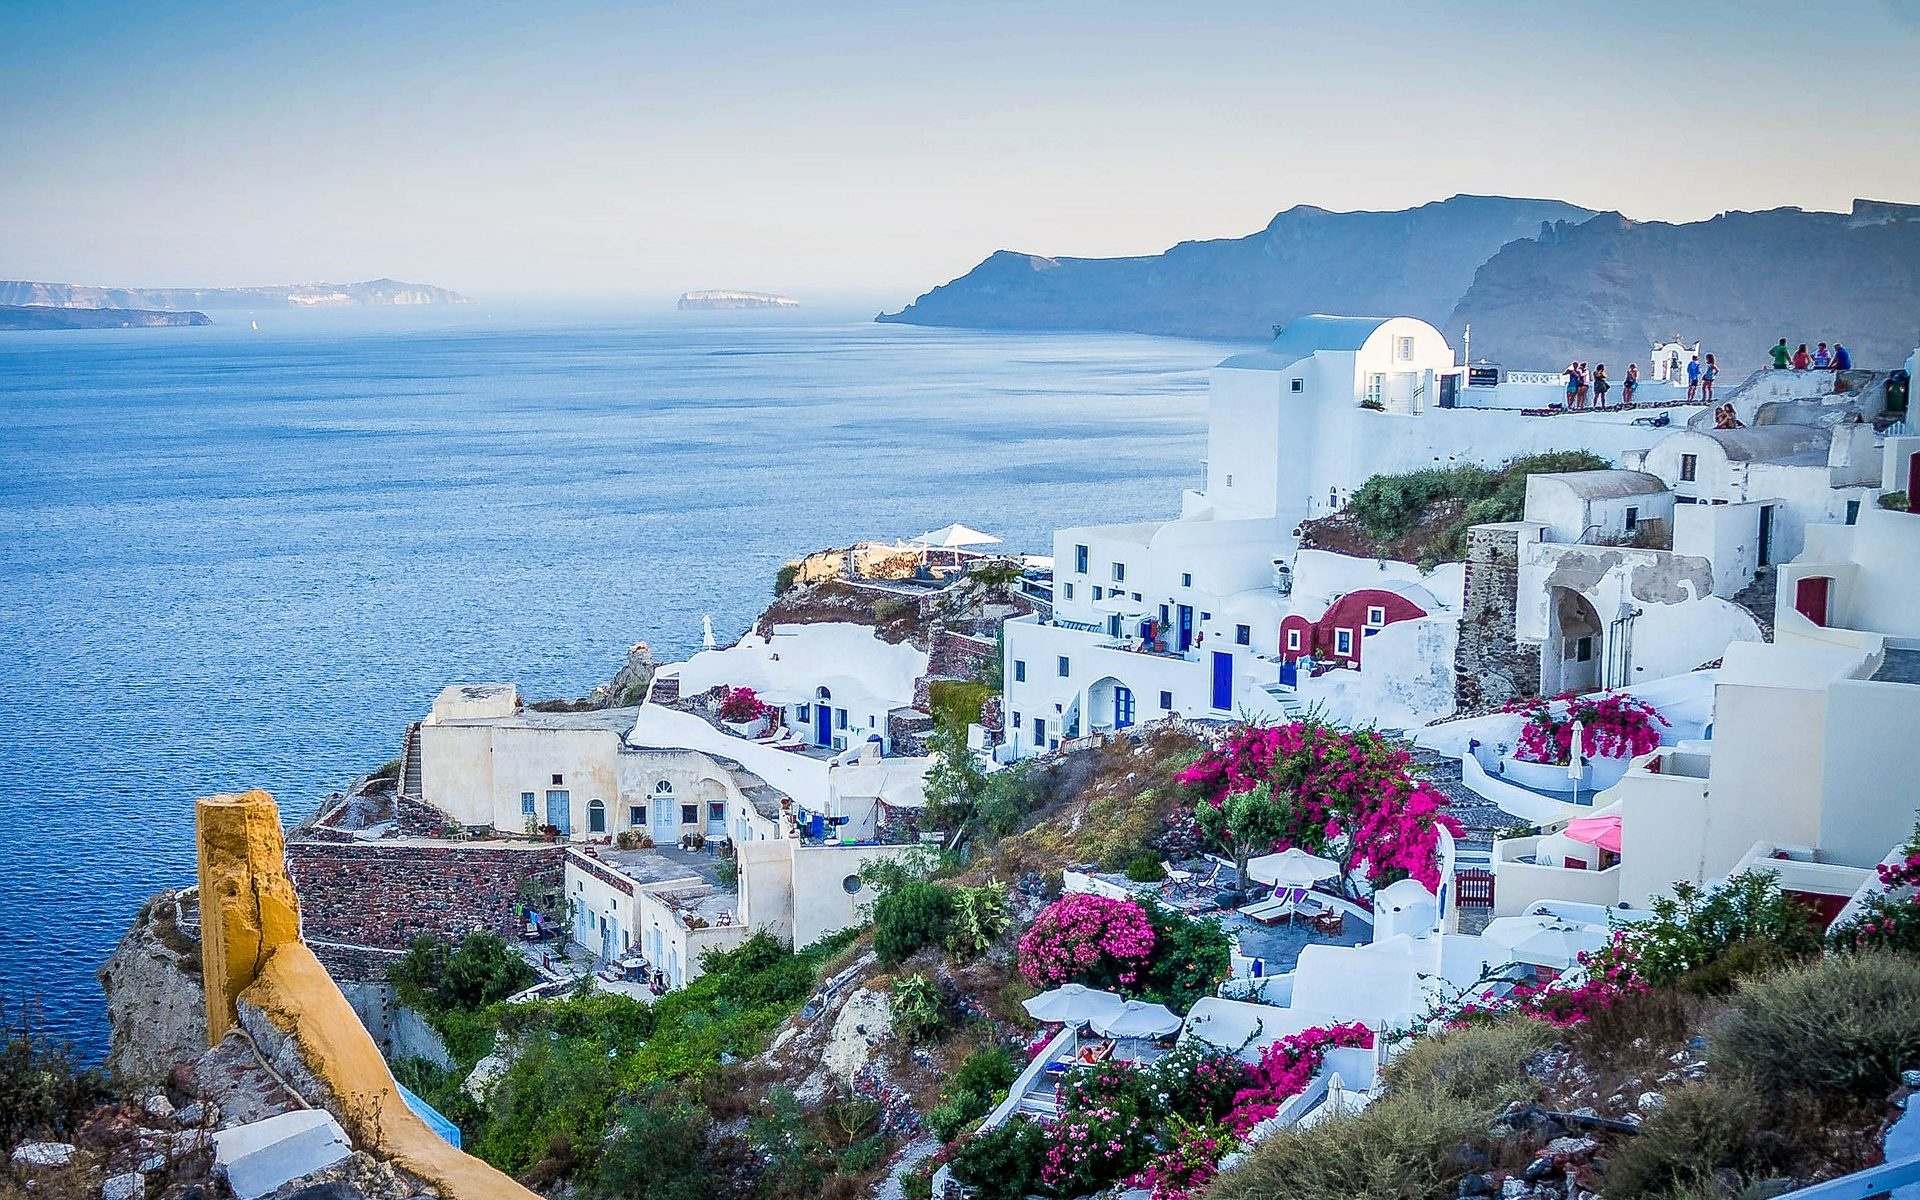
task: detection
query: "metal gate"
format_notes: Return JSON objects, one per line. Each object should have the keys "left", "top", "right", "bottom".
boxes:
{"left": 1455, "top": 868, "right": 1496, "bottom": 908}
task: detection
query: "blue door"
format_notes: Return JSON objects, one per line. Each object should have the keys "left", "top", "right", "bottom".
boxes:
{"left": 815, "top": 702, "right": 832, "bottom": 745}
{"left": 545, "top": 789, "right": 571, "bottom": 835}
{"left": 1177, "top": 605, "right": 1195, "bottom": 652}
{"left": 1211, "top": 652, "right": 1233, "bottom": 711}
{"left": 1113, "top": 686, "right": 1135, "bottom": 729}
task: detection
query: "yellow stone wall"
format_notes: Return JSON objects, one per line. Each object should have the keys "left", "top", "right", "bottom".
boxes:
{"left": 196, "top": 790, "right": 538, "bottom": 1200}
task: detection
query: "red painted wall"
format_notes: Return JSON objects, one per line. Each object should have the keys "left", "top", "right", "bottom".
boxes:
{"left": 1280, "top": 589, "right": 1428, "bottom": 668}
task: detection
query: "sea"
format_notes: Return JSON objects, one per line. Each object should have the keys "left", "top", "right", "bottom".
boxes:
{"left": 0, "top": 304, "right": 1233, "bottom": 1059}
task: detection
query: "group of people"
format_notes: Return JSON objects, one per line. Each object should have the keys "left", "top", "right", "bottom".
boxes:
{"left": 1770, "top": 339, "right": 1852, "bottom": 371}
{"left": 1562, "top": 360, "right": 1644, "bottom": 410}
{"left": 1683, "top": 353, "right": 1720, "bottom": 403}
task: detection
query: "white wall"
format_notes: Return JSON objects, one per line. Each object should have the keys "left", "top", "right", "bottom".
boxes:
{"left": 421, "top": 722, "right": 620, "bottom": 835}
{"left": 1818, "top": 679, "right": 1920, "bottom": 868}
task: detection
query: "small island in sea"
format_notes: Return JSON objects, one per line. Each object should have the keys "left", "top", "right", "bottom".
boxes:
{"left": 0, "top": 277, "right": 468, "bottom": 309}
{"left": 0, "top": 304, "right": 212, "bottom": 330}
{"left": 677, "top": 289, "right": 799, "bottom": 310}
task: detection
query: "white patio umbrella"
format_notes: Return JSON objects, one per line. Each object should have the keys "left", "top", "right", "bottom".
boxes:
{"left": 912, "top": 523, "right": 1002, "bottom": 549}
{"left": 1566, "top": 718, "right": 1587, "bottom": 801}
{"left": 1245, "top": 847, "right": 1339, "bottom": 889}
{"left": 1022, "top": 983, "right": 1126, "bottom": 1027}
{"left": 1509, "top": 925, "right": 1608, "bottom": 969}
{"left": 702, "top": 613, "right": 716, "bottom": 650}
{"left": 1089, "top": 999, "right": 1182, "bottom": 1039}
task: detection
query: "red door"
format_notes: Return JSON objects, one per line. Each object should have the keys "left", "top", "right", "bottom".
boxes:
{"left": 1794, "top": 576, "right": 1831, "bottom": 627}
{"left": 1910, "top": 453, "right": 1920, "bottom": 514}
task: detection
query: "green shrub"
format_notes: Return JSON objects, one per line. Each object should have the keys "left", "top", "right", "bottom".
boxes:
{"left": 899, "top": 1154, "right": 938, "bottom": 1200}
{"left": 872, "top": 881, "right": 955, "bottom": 964}
{"left": 1601, "top": 871, "right": 1821, "bottom": 989}
{"left": 774, "top": 563, "right": 800, "bottom": 596}
{"left": 1134, "top": 899, "right": 1232, "bottom": 1011}
{"left": 874, "top": 596, "right": 915, "bottom": 622}
{"left": 1715, "top": 949, "right": 1920, "bottom": 1101}
{"left": 891, "top": 973, "right": 947, "bottom": 1043}
{"left": 946, "top": 882, "right": 1011, "bottom": 958}
{"left": 946, "top": 1119, "right": 1046, "bottom": 1200}
{"left": 0, "top": 1000, "right": 108, "bottom": 1151}
{"left": 390, "top": 930, "right": 536, "bottom": 1014}
{"left": 929, "top": 1044, "right": 1021, "bottom": 1139}
{"left": 1379, "top": 1015, "right": 1555, "bottom": 1106}
{"left": 840, "top": 1136, "right": 889, "bottom": 1174}
{"left": 1124, "top": 853, "right": 1168, "bottom": 883}
{"left": 595, "top": 1093, "right": 728, "bottom": 1200}
{"left": 1880, "top": 490, "right": 1910, "bottom": 511}
{"left": 370, "top": 757, "right": 402, "bottom": 781}
{"left": 1603, "top": 1079, "right": 1772, "bottom": 1200}
{"left": 1210, "top": 1090, "right": 1491, "bottom": 1200}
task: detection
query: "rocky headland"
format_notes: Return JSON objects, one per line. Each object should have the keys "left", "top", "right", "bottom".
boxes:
{"left": 0, "top": 278, "right": 469, "bottom": 310}
{"left": 0, "top": 304, "right": 212, "bottom": 330}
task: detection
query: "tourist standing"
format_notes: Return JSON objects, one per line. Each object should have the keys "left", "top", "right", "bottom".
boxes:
{"left": 1575, "top": 362, "right": 1590, "bottom": 409}
{"left": 1814, "top": 342, "right": 1831, "bottom": 369}
{"left": 1565, "top": 361, "right": 1580, "bottom": 408}
{"left": 1771, "top": 338, "right": 1791, "bottom": 369}
{"left": 1593, "top": 363, "right": 1610, "bottom": 407}
{"left": 1702, "top": 353, "right": 1719, "bottom": 402}
{"left": 1623, "top": 362, "right": 1640, "bottom": 405}
{"left": 1793, "top": 343, "right": 1811, "bottom": 370}
{"left": 1687, "top": 355, "right": 1701, "bottom": 402}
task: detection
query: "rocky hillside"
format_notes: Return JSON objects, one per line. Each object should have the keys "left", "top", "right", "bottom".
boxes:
{"left": 877, "top": 195, "right": 1595, "bottom": 340}
{"left": 0, "top": 278, "right": 469, "bottom": 309}
{"left": 1449, "top": 200, "right": 1920, "bottom": 373}
{"left": 0, "top": 305, "right": 211, "bottom": 330}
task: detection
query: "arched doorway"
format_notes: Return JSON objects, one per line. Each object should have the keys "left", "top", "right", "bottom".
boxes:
{"left": 814, "top": 686, "right": 833, "bottom": 746}
{"left": 1546, "top": 588, "right": 1603, "bottom": 694}
{"left": 1086, "top": 676, "right": 1135, "bottom": 733}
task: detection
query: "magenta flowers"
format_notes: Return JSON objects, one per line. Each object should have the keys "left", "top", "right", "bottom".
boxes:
{"left": 1017, "top": 894, "right": 1157, "bottom": 989}
{"left": 1504, "top": 691, "right": 1668, "bottom": 765}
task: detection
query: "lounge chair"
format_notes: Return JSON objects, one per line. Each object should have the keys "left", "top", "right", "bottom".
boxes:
{"left": 1238, "top": 885, "right": 1310, "bottom": 925}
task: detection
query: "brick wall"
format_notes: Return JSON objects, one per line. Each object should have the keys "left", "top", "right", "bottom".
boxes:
{"left": 887, "top": 710, "right": 936, "bottom": 758}
{"left": 287, "top": 840, "right": 565, "bottom": 980}
{"left": 1454, "top": 525, "right": 1541, "bottom": 713}
{"left": 926, "top": 628, "right": 997, "bottom": 681}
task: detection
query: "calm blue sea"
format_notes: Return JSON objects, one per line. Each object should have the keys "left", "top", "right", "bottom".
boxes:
{"left": 0, "top": 306, "right": 1227, "bottom": 1058}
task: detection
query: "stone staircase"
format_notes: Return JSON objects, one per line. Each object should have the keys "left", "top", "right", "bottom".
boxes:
{"left": 398, "top": 722, "right": 423, "bottom": 799}
{"left": 1261, "top": 683, "right": 1308, "bottom": 720}
{"left": 1730, "top": 566, "right": 1778, "bottom": 643}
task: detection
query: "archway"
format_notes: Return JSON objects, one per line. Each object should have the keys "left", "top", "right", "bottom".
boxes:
{"left": 1545, "top": 588, "right": 1603, "bottom": 694}
{"left": 1086, "top": 675, "right": 1135, "bottom": 733}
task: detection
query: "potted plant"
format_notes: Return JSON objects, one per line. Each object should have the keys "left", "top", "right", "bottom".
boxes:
{"left": 716, "top": 686, "right": 771, "bottom": 737}
{"left": 1499, "top": 693, "right": 1669, "bottom": 794}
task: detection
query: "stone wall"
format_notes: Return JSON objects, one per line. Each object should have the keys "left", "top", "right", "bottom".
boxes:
{"left": 1454, "top": 525, "right": 1541, "bottom": 713}
{"left": 887, "top": 710, "right": 936, "bottom": 758}
{"left": 926, "top": 628, "right": 997, "bottom": 681}
{"left": 286, "top": 841, "right": 565, "bottom": 979}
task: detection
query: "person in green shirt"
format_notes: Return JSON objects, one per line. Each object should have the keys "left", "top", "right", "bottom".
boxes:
{"left": 1770, "top": 338, "right": 1791, "bottom": 369}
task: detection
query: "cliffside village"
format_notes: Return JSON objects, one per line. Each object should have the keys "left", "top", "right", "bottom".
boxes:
{"left": 257, "top": 313, "right": 1920, "bottom": 1187}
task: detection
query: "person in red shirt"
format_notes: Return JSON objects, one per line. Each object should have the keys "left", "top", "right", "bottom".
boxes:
{"left": 1792, "top": 343, "right": 1811, "bottom": 370}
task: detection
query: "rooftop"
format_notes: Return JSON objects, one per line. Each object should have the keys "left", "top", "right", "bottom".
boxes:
{"left": 1217, "top": 314, "right": 1396, "bottom": 373}
{"left": 435, "top": 705, "right": 641, "bottom": 734}
{"left": 1873, "top": 648, "right": 1920, "bottom": 686}
{"left": 1535, "top": 469, "right": 1669, "bottom": 500}
{"left": 1686, "top": 424, "right": 1830, "bottom": 462}
{"left": 580, "top": 843, "right": 726, "bottom": 888}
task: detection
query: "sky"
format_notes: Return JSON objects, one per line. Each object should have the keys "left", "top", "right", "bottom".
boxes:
{"left": 3, "top": 0, "right": 1918, "bottom": 308}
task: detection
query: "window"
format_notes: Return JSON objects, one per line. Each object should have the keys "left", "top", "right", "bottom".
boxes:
{"left": 1576, "top": 636, "right": 1593, "bottom": 663}
{"left": 1180, "top": 573, "right": 1192, "bottom": 588}
{"left": 1130, "top": 592, "right": 1141, "bottom": 602}
{"left": 1158, "top": 690, "right": 1173, "bottom": 710}
{"left": 1365, "top": 373, "right": 1385, "bottom": 406}
{"left": 1010, "top": 710, "right": 1022, "bottom": 731}
{"left": 1093, "top": 585, "right": 1104, "bottom": 600}
{"left": 1846, "top": 500, "right": 1861, "bottom": 525}
{"left": 1290, "top": 378, "right": 1303, "bottom": 393}
{"left": 1074, "top": 544, "right": 1089, "bottom": 573}
{"left": 551, "top": 773, "right": 564, "bottom": 786}
{"left": 709, "top": 802, "right": 725, "bottom": 823}
{"left": 797, "top": 702, "right": 810, "bottom": 722}
{"left": 1062, "top": 582, "right": 1075, "bottom": 600}
{"left": 842, "top": 875, "right": 864, "bottom": 895}
{"left": 1235, "top": 624, "right": 1251, "bottom": 646}
{"left": 629, "top": 804, "right": 646, "bottom": 827}
{"left": 1396, "top": 336, "right": 1415, "bottom": 361}
{"left": 588, "top": 799, "right": 606, "bottom": 834}
{"left": 1286, "top": 628, "right": 1301, "bottom": 651}
{"left": 654, "top": 779, "right": 673, "bottom": 794}
{"left": 1225, "top": 473, "right": 1234, "bottom": 487}
{"left": 680, "top": 803, "right": 698, "bottom": 825}
{"left": 1111, "top": 562, "right": 1126, "bottom": 583}
{"left": 1365, "top": 605, "right": 1387, "bottom": 628}
{"left": 521, "top": 792, "right": 536, "bottom": 815}
{"left": 1679, "top": 453, "right": 1698, "bottom": 482}
{"left": 1625, "top": 506, "right": 1639, "bottom": 531}
{"left": 1014, "top": 659, "right": 1027, "bottom": 683}
{"left": 1334, "top": 628, "right": 1355, "bottom": 656}
{"left": 835, "top": 709, "right": 848, "bottom": 730}
{"left": 1057, "top": 655, "right": 1070, "bottom": 677}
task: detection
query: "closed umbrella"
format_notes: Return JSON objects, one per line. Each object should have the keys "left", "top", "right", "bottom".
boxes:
{"left": 1246, "top": 847, "right": 1339, "bottom": 889}
{"left": 1022, "top": 983, "right": 1126, "bottom": 1027}
{"left": 1567, "top": 718, "right": 1586, "bottom": 801}
{"left": 1089, "top": 1000, "right": 1181, "bottom": 1039}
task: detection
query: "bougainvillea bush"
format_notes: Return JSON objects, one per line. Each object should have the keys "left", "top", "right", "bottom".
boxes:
{"left": 1223, "top": 1021, "right": 1374, "bottom": 1133}
{"left": 1016, "top": 894, "right": 1156, "bottom": 989}
{"left": 716, "top": 686, "right": 770, "bottom": 724}
{"left": 1504, "top": 691, "right": 1669, "bottom": 765}
{"left": 1830, "top": 823, "right": 1920, "bottom": 952}
{"left": 1178, "top": 720, "right": 1459, "bottom": 895}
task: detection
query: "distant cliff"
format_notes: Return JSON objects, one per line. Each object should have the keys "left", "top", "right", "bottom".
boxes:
{"left": 678, "top": 289, "right": 799, "bottom": 310}
{"left": 0, "top": 304, "right": 211, "bottom": 330}
{"left": 0, "top": 277, "right": 469, "bottom": 310}
{"left": 1448, "top": 200, "right": 1920, "bottom": 373}
{"left": 877, "top": 195, "right": 1597, "bottom": 339}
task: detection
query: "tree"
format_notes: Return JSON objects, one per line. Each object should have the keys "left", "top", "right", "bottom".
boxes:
{"left": 922, "top": 726, "right": 988, "bottom": 836}
{"left": 1192, "top": 780, "right": 1297, "bottom": 894}
{"left": 390, "top": 930, "right": 536, "bottom": 1014}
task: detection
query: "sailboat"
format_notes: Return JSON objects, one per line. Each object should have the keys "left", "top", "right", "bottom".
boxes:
{"left": 250, "top": 319, "right": 259, "bottom": 331}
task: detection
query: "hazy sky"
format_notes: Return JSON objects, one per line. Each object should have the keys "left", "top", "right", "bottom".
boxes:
{"left": 4, "top": 0, "right": 1917, "bottom": 306}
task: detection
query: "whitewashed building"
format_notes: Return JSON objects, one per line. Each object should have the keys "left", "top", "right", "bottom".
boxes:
{"left": 1002, "top": 314, "right": 1710, "bottom": 755}
{"left": 676, "top": 622, "right": 927, "bottom": 754}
